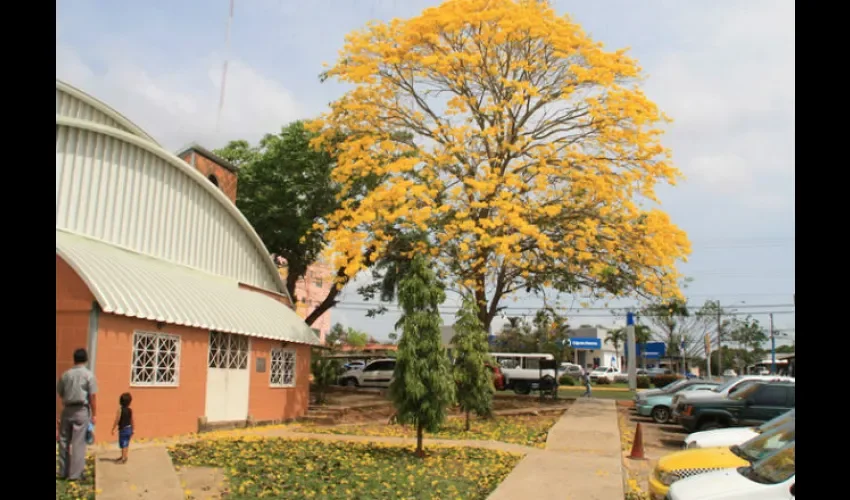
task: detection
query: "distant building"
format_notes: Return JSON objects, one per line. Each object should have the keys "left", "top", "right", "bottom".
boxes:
{"left": 566, "top": 326, "right": 621, "bottom": 370}
{"left": 277, "top": 258, "right": 333, "bottom": 343}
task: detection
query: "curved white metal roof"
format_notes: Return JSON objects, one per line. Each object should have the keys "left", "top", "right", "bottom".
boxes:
{"left": 56, "top": 115, "right": 291, "bottom": 297}
{"left": 57, "top": 229, "right": 321, "bottom": 346}
{"left": 56, "top": 79, "right": 159, "bottom": 145}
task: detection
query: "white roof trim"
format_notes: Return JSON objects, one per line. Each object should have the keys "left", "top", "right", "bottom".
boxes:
{"left": 56, "top": 115, "right": 292, "bottom": 301}
{"left": 56, "top": 230, "right": 322, "bottom": 346}
{"left": 56, "top": 79, "right": 160, "bottom": 146}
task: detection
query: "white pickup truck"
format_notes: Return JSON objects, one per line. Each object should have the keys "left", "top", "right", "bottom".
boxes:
{"left": 589, "top": 366, "right": 621, "bottom": 383}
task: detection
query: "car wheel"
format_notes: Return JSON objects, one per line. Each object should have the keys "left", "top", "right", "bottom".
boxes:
{"left": 651, "top": 406, "right": 671, "bottom": 424}
{"left": 699, "top": 420, "right": 723, "bottom": 431}
{"left": 513, "top": 381, "right": 532, "bottom": 395}
{"left": 344, "top": 378, "right": 358, "bottom": 388}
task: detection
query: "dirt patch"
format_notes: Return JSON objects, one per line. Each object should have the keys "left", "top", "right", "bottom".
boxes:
{"left": 177, "top": 466, "right": 229, "bottom": 500}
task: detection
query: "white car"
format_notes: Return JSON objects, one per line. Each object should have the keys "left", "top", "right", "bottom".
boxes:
{"left": 668, "top": 441, "right": 794, "bottom": 500}
{"left": 558, "top": 362, "right": 584, "bottom": 378}
{"left": 685, "top": 408, "right": 795, "bottom": 449}
{"left": 672, "top": 375, "right": 795, "bottom": 416}
{"left": 337, "top": 358, "right": 396, "bottom": 388}
{"left": 589, "top": 366, "right": 620, "bottom": 383}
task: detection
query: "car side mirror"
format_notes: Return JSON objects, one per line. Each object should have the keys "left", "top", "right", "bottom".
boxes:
{"left": 790, "top": 483, "right": 794, "bottom": 496}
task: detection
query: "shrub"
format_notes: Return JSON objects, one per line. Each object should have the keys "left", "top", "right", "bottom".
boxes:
{"left": 637, "top": 376, "right": 651, "bottom": 389}
{"left": 613, "top": 374, "right": 628, "bottom": 383}
{"left": 595, "top": 377, "right": 611, "bottom": 385}
{"left": 651, "top": 374, "right": 683, "bottom": 388}
{"left": 559, "top": 374, "right": 576, "bottom": 386}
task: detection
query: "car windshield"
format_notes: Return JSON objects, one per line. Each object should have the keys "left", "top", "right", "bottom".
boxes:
{"left": 742, "top": 442, "right": 795, "bottom": 485}
{"left": 729, "top": 383, "right": 761, "bottom": 400}
{"left": 757, "top": 409, "right": 795, "bottom": 433}
{"left": 734, "top": 421, "right": 795, "bottom": 462}
{"left": 663, "top": 379, "right": 688, "bottom": 392}
{"left": 713, "top": 376, "right": 743, "bottom": 392}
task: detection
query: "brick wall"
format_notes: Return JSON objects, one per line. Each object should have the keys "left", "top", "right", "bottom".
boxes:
{"left": 248, "top": 340, "right": 311, "bottom": 423}
{"left": 56, "top": 255, "right": 94, "bottom": 419}
{"left": 179, "top": 150, "right": 238, "bottom": 203}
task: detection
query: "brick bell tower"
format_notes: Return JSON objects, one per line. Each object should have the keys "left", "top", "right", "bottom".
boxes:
{"left": 176, "top": 143, "right": 239, "bottom": 203}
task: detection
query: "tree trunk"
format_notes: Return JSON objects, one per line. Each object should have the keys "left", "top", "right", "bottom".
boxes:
{"left": 305, "top": 247, "right": 375, "bottom": 326}
{"left": 465, "top": 410, "right": 470, "bottom": 431}
{"left": 415, "top": 421, "right": 425, "bottom": 458}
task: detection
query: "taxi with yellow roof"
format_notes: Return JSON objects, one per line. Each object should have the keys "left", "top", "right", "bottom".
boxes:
{"left": 648, "top": 419, "right": 794, "bottom": 500}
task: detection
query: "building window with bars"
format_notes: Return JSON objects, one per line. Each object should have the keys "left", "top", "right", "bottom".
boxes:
{"left": 208, "top": 331, "right": 249, "bottom": 369}
{"left": 270, "top": 348, "right": 296, "bottom": 387}
{"left": 131, "top": 331, "right": 181, "bottom": 386}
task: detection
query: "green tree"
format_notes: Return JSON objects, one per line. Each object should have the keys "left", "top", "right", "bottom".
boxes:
{"left": 727, "top": 316, "right": 768, "bottom": 367}
{"left": 605, "top": 328, "right": 627, "bottom": 364}
{"left": 215, "top": 122, "right": 381, "bottom": 326}
{"left": 492, "top": 317, "right": 534, "bottom": 352}
{"left": 451, "top": 295, "right": 494, "bottom": 431}
{"left": 310, "top": 357, "right": 340, "bottom": 404}
{"left": 345, "top": 329, "right": 369, "bottom": 349}
{"left": 389, "top": 255, "right": 455, "bottom": 457}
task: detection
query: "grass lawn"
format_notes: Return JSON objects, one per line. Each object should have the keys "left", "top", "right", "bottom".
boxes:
{"left": 558, "top": 387, "right": 636, "bottom": 400}
{"left": 55, "top": 452, "right": 96, "bottom": 500}
{"left": 297, "top": 413, "right": 561, "bottom": 448}
{"left": 169, "top": 437, "right": 522, "bottom": 499}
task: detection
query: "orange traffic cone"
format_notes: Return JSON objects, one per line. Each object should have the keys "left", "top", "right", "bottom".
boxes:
{"left": 629, "top": 423, "right": 646, "bottom": 460}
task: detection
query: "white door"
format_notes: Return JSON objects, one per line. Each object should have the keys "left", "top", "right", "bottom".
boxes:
{"left": 205, "top": 332, "right": 251, "bottom": 422}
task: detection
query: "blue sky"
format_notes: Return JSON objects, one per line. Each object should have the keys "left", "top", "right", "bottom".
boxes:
{"left": 57, "top": 0, "right": 795, "bottom": 345}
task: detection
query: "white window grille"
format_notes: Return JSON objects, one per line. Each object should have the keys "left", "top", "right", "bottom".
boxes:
{"left": 270, "top": 348, "right": 296, "bottom": 387}
{"left": 131, "top": 331, "right": 181, "bottom": 386}
{"left": 208, "top": 331, "right": 249, "bottom": 369}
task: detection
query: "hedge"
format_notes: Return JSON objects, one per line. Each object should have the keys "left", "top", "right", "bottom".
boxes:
{"left": 559, "top": 374, "right": 577, "bottom": 386}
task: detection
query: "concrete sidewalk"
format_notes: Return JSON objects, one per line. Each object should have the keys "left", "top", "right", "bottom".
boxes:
{"left": 95, "top": 446, "right": 184, "bottom": 500}
{"left": 487, "top": 398, "right": 624, "bottom": 500}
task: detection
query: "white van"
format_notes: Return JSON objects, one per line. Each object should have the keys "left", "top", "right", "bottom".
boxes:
{"left": 491, "top": 353, "right": 557, "bottom": 395}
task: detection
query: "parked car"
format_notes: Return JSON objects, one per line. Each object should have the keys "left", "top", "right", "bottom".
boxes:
{"left": 635, "top": 378, "right": 707, "bottom": 405}
{"left": 676, "top": 381, "right": 795, "bottom": 433}
{"left": 671, "top": 375, "right": 795, "bottom": 416}
{"left": 647, "top": 367, "right": 673, "bottom": 376}
{"left": 684, "top": 408, "right": 795, "bottom": 450}
{"left": 649, "top": 419, "right": 794, "bottom": 499}
{"left": 589, "top": 366, "right": 620, "bottom": 383}
{"left": 337, "top": 358, "right": 396, "bottom": 388}
{"left": 722, "top": 369, "right": 738, "bottom": 377}
{"left": 558, "top": 362, "right": 584, "bottom": 378}
{"left": 343, "top": 360, "right": 366, "bottom": 371}
{"left": 486, "top": 362, "right": 506, "bottom": 391}
{"left": 667, "top": 441, "right": 795, "bottom": 500}
{"left": 636, "top": 382, "right": 719, "bottom": 424}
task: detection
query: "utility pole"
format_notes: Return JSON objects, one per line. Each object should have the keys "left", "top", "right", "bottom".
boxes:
{"left": 626, "top": 311, "right": 637, "bottom": 391}
{"left": 716, "top": 305, "right": 723, "bottom": 377}
{"left": 769, "top": 313, "right": 776, "bottom": 375}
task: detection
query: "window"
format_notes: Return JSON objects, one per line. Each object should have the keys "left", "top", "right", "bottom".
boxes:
{"left": 524, "top": 357, "right": 541, "bottom": 370}
{"left": 270, "top": 348, "right": 296, "bottom": 387}
{"left": 314, "top": 278, "right": 323, "bottom": 288}
{"left": 131, "top": 331, "right": 180, "bottom": 386}
{"left": 207, "top": 174, "right": 219, "bottom": 187}
{"left": 751, "top": 385, "right": 788, "bottom": 406}
{"left": 208, "top": 332, "right": 249, "bottom": 369}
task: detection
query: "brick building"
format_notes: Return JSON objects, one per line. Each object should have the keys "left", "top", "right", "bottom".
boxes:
{"left": 55, "top": 79, "right": 322, "bottom": 443}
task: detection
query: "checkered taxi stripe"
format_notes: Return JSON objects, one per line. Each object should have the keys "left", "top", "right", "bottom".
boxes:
{"left": 671, "top": 468, "right": 724, "bottom": 480}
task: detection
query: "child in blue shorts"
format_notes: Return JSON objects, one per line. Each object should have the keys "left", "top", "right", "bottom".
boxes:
{"left": 111, "top": 392, "right": 134, "bottom": 464}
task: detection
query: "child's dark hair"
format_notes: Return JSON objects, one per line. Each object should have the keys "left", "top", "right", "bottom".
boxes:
{"left": 119, "top": 392, "right": 132, "bottom": 407}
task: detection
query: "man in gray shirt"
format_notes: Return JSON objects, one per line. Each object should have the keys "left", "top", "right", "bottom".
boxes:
{"left": 57, "top": 348, "right": 98, "bottom": 480}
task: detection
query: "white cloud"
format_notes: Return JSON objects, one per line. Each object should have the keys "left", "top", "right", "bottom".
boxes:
{"left": 688, "top": 154, "right": 753, "bottom": 192}
{"left": 56, "top": 43, "right": 303, "bottom": 151}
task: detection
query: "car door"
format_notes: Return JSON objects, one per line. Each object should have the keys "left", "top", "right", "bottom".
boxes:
{"left": 360, "top": 361, "right": 382, "bottom": 386}
{"left": 743, "top": 385, "right": 790, "bottom": 425}
{"left": 377, "top": 360, "right": 396, "bottom": 387}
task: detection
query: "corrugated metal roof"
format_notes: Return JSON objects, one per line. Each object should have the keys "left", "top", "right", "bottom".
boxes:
{"left": 56, "top": 229, "right": 322, "bottom": 346}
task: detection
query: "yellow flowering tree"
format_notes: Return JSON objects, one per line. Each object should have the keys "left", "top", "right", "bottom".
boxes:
{"left": 311, "top": 0, "right": 690, "bottom": 331}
